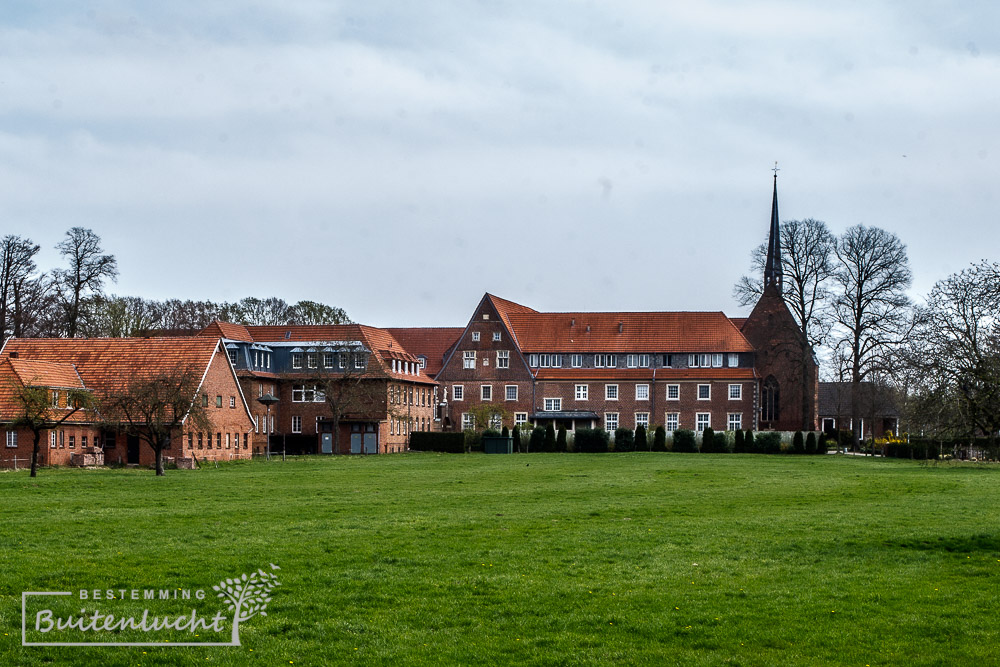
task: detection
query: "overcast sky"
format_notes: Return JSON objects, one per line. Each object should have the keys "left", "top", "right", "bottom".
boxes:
{"left": 1, "top": 2, "right": 997, "bottom": 327}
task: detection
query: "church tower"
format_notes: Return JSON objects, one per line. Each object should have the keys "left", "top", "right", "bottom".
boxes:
{"left": 740, "top": 169, "right": 819, "bottom": 431}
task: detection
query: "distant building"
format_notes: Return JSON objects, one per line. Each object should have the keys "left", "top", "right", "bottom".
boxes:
{"left": 819, "top": 382, "right": 900, "bottom": 439}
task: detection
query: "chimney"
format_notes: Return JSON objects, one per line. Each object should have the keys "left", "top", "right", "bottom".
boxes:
{"left": 618, "top": 321, "right": 623, "bottom": 333}
{"left": 10, "top": 351, "right": 18, "bottom": 358}
{"left": 571, "top": 318, "right": 575, "bottom": 327}
{"left": 586, "top": 325, "right": 591, "bottom": 333}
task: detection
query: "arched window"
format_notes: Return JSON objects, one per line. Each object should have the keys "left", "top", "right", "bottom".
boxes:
{"left": 762, "top": 376, "right": 780, "bottom": 423}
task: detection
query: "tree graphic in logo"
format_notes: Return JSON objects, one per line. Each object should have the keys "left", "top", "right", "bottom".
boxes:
{"left": 213, "top": 564, "right": 281, "bottom": 645}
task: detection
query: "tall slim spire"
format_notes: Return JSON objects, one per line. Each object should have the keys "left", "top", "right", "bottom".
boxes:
{"left": 763, "top": 164, "right": 783, "bottom": 293}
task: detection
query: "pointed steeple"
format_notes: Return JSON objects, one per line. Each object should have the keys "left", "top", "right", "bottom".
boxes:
{"left": 763, "top": 165, "right": 783, "bottom": 293}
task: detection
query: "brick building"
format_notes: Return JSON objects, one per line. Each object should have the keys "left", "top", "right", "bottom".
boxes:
{"left": 0, "top": 337, "right": 254, "bottom": 468}
{"left": 198, "top": 322, "right": 437, "bottom": 455}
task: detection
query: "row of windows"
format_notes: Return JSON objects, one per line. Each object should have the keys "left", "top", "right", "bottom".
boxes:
{"left": 461, "top": 412, "right": 744, "bottom": 432}
{"left": 470, "top": 331, "right": 503, "bottom": 342}
{"left": 185, "top": 432, "right": 248, "bottom": 450}
{"left": 448, "top": 383, "right": 744, "bottom": 405}
{"left": 390, "top": 416, "right": 432, "bottom": 436}
{"left": 390, "top": 385, "right": 433, "bottom": 406}
{"left": 462, "top": 350, "right": 510, "bottom": 369}
{"left": 290, "top": 351, "right": 366, "bottom": 371}
{"left": 523, "top": 353, "right": 742, "bottom": 369}
{"left": 228, "top": 349, "right": 272, "bottom": 370}
{"left": 292, "top": 384, "right": 326, "bottom": 403}
{"left": 201, "top": 394, "right": 238, "bottom": 408}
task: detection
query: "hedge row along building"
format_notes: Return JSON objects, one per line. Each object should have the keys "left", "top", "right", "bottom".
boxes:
{"left": 0, "top": 177, "right": 817, "bottom": 464}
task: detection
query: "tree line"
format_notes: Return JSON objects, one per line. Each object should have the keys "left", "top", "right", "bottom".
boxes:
{"left": 0, "top": 227, "right": 349, "bottom": 340}
{"left": 735, "top": 221, "right": 999, "bottom": 448}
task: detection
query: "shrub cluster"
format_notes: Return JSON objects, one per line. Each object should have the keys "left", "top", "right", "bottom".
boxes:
{"left": 652, "top": 426, "right": 667, "bottom": 452}
{"left": 575, "top": 428, "right": 610, "bottom": 453}
{"left": 614, "top": 428, "right": 635, "bottom": 452}
{"left": 673, "top": 429, "right": 698, "bottom": 453}
{"left": 409, "top": 432, "right": 465, "bottom": 454}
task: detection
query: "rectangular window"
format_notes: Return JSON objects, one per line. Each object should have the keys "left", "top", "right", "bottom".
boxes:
{"left": 291, "top": 416, "right": 302, "bottom": 433}
{"left": 667, "top": 384, "right": 680, "bottom": 400}
{"left": 627, "top": 354, "right": 638, "bottom": 368}
{"left": 481, "top": 385, "right": 492, "bottom": 401}
{"left": 605, "top": 412, "right": 619, "bottom": 432}
{"left": 354, "top": 354, "right": 365, "bottom": 369}
{"left": 472, "top": 332, "right": 480, "bottom": 342}
{"left": 253, "top": 416, "right": 259, "bottom": 433}
{"left": 50, "top": 432, "right": 57, "bottom": 449}
{"left": 228, "top": 349, "right": 237, "bottom": 365}
{"left": 729, "top": 384, "right": 742, "bottom": 400}
{"left": 216, "top": 395, "right": 223, "bottom": 408}
{"left": 595, "top": 354, "right": 616, "bottom": 368}
{"left": 575, "top": 384, "right": 588, "bottom": 400}
{"left": 728, "top": 353, "right": 739, "bottom": 367}
{"left": 202, "top": 394, "right": 209, "bottom": 407}
{"left": 514, "top": 412, "right": 528, "bottom": 426}
{"left": 6, "top": 431, "right": 17, "bottom": 448}
{"left": 698, "top": 384, "right": 711, "bottom": 400}
{"left": 728, "top": 413, "right": 743, "bottom": 431}
{"left": 663, "top": 354, "right": 673, "bottom": 368}
{"left": 462, "top": 413, "right": 475, "bottom": 430}
{"left": 666, "top": 413, "right": 679, "bottom": 432}
{"left": 529, "top": 354, "right": 538, "bottom": 367}
{"left": 688, "top": 354, "right": 697, "bottom": 367}
{"left": 571, "top": 354, "right": 583, "bottom": 368}
{"left": 493, "top": 332, "right": 501, "bottom": 341}
{"left": 696, "top": 413, "right": 711, "bottom": 431}
{"left": 496, "top": 350, "right": 509, "bottom": 369}
{"left": 338, "top": 354, "right": 346, "bottom": 369}
{"left": 324, "top": 352, "right": 335, "bottom": 368}
{"left": 51, "top": 390, "right": 60, "bottom": 408}
{"left": 82, "top": 435, "right": 88, "bottom": 448}
{"left": 198, "top": 433, "right": 204, "bottom": 448}
{"left": 216, "top": 433, "right": 222, "bottom": 449}
{"left": 636, "top": 384, "right": 649, "bottom": 400}
{"left": 187, "top": 433, "right": 193, "bottom": 449}
{"left": 452, "top": 385, "right": 464, "bottom": 401}
{"left": 69, "top": 435, "right": 75, "bottom": 449}
{"left": 626, "top": 354, "right": 650, "bottom": 368}
{"left": 230, "top": 396, "right": 236, "bottom": 408}
{"left": 463, "top": 351, "right": 476, "bottom": 369}
{"left": 225, "top": 433, "right": 231, "bottom": 449}
{"left": 506, "top": 385, "right": 518, "bottom": 401}
{"left": 418, "top": 357, "right": 426, "bottom": 369}
{"left": 713, "top": 354, "right": 723, "bottom": 368}
{"left": 635, "top": 412, "right": 650, "bottom": 428}
{"left": 605, "top": 384, "right": 618, "bottom": 400}
{"left": 544, "top": 398, "right": 562, "bottom": 412}
{"left": 291, "top": 352, "right": 302, "bottom": 368}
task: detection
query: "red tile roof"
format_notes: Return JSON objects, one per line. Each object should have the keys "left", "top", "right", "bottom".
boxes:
{"left": 200, "top": 321, "right": 253, "bottom": 342}
{"left": 486, "top": 294, "right": 538, "bottom": 347}
{"left": 0, "top": 337, "right": 222, "bottom": 397}
{"left": 385, "top": 328, "right": 463, "bottom": 378}
{"left": 8, "top": 358, "right": 85, "bottom": 389}
{"left": 534, "top": 368, "right": 757, "bottom": 380}
{"left": 730, "top": 317, "right": 748, "bottom": 330}
{"left": 506, "top": 311, "right": 754, "bottom": 354}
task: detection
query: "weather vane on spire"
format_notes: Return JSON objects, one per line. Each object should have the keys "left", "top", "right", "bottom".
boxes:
{"left": 772, "top": 161, "right": 779, "bottom": 178}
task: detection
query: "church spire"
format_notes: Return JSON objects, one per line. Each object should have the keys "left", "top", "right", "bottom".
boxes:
{"left": 763, "top": 163, "right": 783, "bottom": 293}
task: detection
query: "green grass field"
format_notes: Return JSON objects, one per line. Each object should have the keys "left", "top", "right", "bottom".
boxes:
{"left": 2, "top": 453, "right": 999, "bottom": 666}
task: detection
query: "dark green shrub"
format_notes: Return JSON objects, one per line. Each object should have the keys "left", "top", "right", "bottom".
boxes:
{"left": 653, "top": 426, "right": 667, "bottom": 452}
{"left": 734, "top": 429, "right": 745, "bottom": 453}
{"left": 701, "top": 427, "right": 716, "bottom": 453}
{"left": 634, "top": 424, "right": 648, "bottom": 451}
{"left": 745, "top": 430, "right": 755, "bottom": 453}
{"left": 464, "top": 430, "right": 483, "bottom": 452}
{"left": 556, "top": 426, "right": 568, "bottom": 452}
{"left": 614, "top": 428, "right": 634, "bottom": 452}
{"left": 673, "top": 429, "right": 698, "bottom": 453}
{"left": 756, "top": 431, "right": 782, "bottom": 454}
{"left": 544, "top": 424, "right": 556, "bottom": 452}
{"left": 815, "top": 433, "right": 828, "bottom": 455}
{"left": 838, "top": 429, "right": 854, "bottom": 449}
{"left": 793, "top": 431, "right": 805, "bottom": 454}
{"left": 482, "top": 428, "right": 501, "bottom": 438}
{"left": 501, "top": 426, "right": 509, "bottom": 438}
{"left": 805, "top": 431, "right": 817, "bottom": 454}
{"left": 575, "top": 428, "right": 610, "bottom": 453}
{"left": 409, "top": 432, "right": 465, "bottom": 453}
{"left": 529, "top": 427, "right": 545, "bottom": 453}
{"left": 512, "top": 425, "right": 521, "bottom": 452}
{"left": 714, "top": 430, "right": 731, "bottom": 453}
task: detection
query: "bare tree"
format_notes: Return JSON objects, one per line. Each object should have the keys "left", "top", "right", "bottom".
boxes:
{"left": 79, "top": 295, "right": 164, "bottom": 337}
{"left": 100, "top": 368, "right": 211, "bottom": 476}
{"left": 8, "top": 381, "right": 94, "bottom": 478}
{"left": 54, "top": 228, "right": 118, "bottom": 337}
{"left": 288, "top": 300, "right": 350, "bottom": 325}
{"left": 0, "top": 235, "right": 42, "bottom": 342}
{"left": 221, "top": 297, "right": 291, "bottom": 326}
{"left": 903, "top": 260, "right": 1000, "bottom": 443}
{"left": 735, "top": 218, "right": 836, "bottom": 429}
{"left": 831, "top": 225, "right": 912, "bottom": 448}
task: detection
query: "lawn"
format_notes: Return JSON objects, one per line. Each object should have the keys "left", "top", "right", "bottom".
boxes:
{"left": 1, "top": 453, "right": 999, "bottom": 666}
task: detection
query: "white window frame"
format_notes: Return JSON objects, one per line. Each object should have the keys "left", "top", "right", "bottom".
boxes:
{"left": 323, "top": 352, "right": 335, "bottom": 368}
{"left": 481, "top": 385, "right": 492, "bottom": 401}
{"left": 696, "top": 412, "right": 711, "bottom": 431}
{"left": 544, "top": 398, "right": 562, "bottom": 412}
{"left": 505, "top": 385, "right": 518, "bottom": 401}
{"left": 50, "top": 431, "right": 57, "bottom": 449}
{"left": 307, "top": 352, "right": 318, "bottom": 369}
{"left": 354, "top": 354, "right": 365, "bottom": 369}
{"left": 575, "top": 384, "right": 588, "bottom": 400}
{"left": 666, "top": 384, "right": 680, "bottom": 400}
{"left": 571, "top": 354, "right": 583, "bottom": 368}
{"left": 666, "top": 412, "right": 679, "bottom": 432}
{"left": 452, "top": 385, "right": 464, "bottom": 401}
{"left": 728, "top": 412, "right": 742, "bottom": 431}
{"left": 604, "top": 412, "right": 619, "bottom": 432}
{"left": 463, "top": 351, "right": 476, "bottom": 369}
{"left": 496, "top": 350, "right": 509, "bottom": 369}
{"left": 635, "top": 412, "right": 649, "bottom": 428}
{"left": 462, "top": 413, "right": 475, "bottom": 430}
{"left": 595, "top": 354, "right": 616, "bottom": 368}
{"left": 605, "top": 384, "right": 619, "bottom": 400}
{"left": 493, "top": 332, "right": 501, "bottom": 342}
{"left": 514, "top": 412, "right": 528, "bottom": 426}
{"left": 472, "top": 331, "right": 481, "bottom": 342}
{"left": 636, "top": 384, "right": 649, "bottom": 401}
{"left": 291, "top": 352, "right": 303, "bottom": 369}
{"left": 418, "top": 357, "right": 426, "bottom": 369}
{"left": 728, "top": 353, "right": 739, "bottom": 367}
{"left": 712, "top": 354, "right": 723, "bottom": 368}
{"left": 698, "top": 384, "right": 711, "bottom": 400}
{"left": 6, "top": 431, "right": 17, "bottom": 448}
{"left": 627, "top": 354, "right": 638, "bottom": 368}
{"left": 729, "top": 384, "right": 742, "bottom": 400}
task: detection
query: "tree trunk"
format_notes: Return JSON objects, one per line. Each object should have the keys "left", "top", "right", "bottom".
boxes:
{"left": 155, "top": 445, "right": 165, "bottom": 476}
{"left": 332, "top": 414, "right": 341, "bottom": 454}
{"left": 30, "top": 431, "right": 40, "bottom": 478}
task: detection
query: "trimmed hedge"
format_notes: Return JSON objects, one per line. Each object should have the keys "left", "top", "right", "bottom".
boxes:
{"left": 634, "top": 424, "right": 648, "bottom": 451}
{"left": 409, "top": 432, "right": 465, "bottom": 454}
{"left": 756, "top": 431, "right": 782, "bottom": 454}
{"left": 793, "top": 431, "right": 805, "bottom": 454}
{"left": 734, "top": 429, "right": 745, "bottom": 453}
{"left": 512, "top": 425, "right": 522, "bottom": 453}
{"left": 805, "top": 431, "right": 817, "bottom": 455}
{"left": 529, "top": 427, "right": 545, "bottom": 453}
{"left": 614, "top": 428, "right": 635, "bottom": 452}
{"left": 556, "top": 426, "right": 568, "bottom": 453}
{"left": 575, "top": 428, "right": 610, "bottom": 453}
{"left": 653, "top": 426, "right": 667, "bottom": 452}
{"left": 544, "top": 424, "right": 556, "bottom": 452}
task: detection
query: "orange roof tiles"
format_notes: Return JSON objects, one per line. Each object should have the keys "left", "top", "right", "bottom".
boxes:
{"left": 485, "top": 294, "right": 538, "bottom": 347}
{"left": 386, "top": 328, "right": 462, "bottom": 378}
{"left": 200, "top": 321, "right": 253, "bottom": 342}
{"left": 8, "top": 358, "right": 84, "bottom": 389}
{"left": 506, "top": 311, "right": 754, "bottom": 354}
{"left": 1, "top": 337, "right": 221, "bottom": 397}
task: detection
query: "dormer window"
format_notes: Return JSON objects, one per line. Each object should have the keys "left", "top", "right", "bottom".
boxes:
{"left": 228, "top": 349, "right": 237, "bottom": 365}
{"left": 324, "top": 352, "right": 335, "bottom": 368}
{"left": 417, "top": 356, "right": 426, "bottom": 369}
{"left": 291, "top": 352, "right": 303, "bottom": 369}
{"left": 51, "top": 390, "right": 60, "bottom": 408}
{"left": 307, "top": 352, "right": 318, "bottom": 369}
{"left": 354, "top": 354, "right": 365, "bottom": 370}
